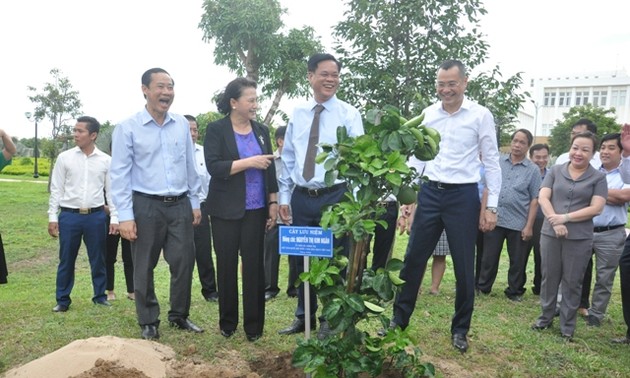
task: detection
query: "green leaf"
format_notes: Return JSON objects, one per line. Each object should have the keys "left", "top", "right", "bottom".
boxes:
{"left": 388, "top": 270, "right": 405, "bottom": 285}
{"left": 364, "top": 300, "right": 384, "bottom": 313}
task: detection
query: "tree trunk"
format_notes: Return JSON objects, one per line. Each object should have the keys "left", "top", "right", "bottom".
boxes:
{"left": 345, "top": 235, "right": 370, "bottom": 294}
{"left": 263, "top": 84, "right": 287, "bottom": 126}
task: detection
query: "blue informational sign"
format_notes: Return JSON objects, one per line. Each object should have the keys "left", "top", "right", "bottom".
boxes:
{"left": 279, "top": 226, "right": 333, "bottom": 258}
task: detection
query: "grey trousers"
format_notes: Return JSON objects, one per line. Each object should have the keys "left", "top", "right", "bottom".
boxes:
{"left": 589, "top": 227, "right": 625, "bottom": 321}
{"left": 538, "top": 235, "right": 593, "bottom": 336}
{"left": 131, "top": 194, "right": 195, "bottom": 326}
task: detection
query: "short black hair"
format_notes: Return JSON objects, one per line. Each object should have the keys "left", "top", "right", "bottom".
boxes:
{"left": 438, "top": 59, "right": 467, "bottom": 78}
{"left": 307, "top": 53, "right": 341, "bottom": 73}
{"left": 512, "top": 128, "right": 534, "bottom": 147}
{"left": 141, "top": 67, "right": 172, "bottom": 87}
{"left": 275, "top": 125, "right": 287, "bottom": 141}
{"left": 600, "top": 133, "right": 622, "bottom": 151}
{"left": 184, "top": 114, "right": 197, "bottom": 124}
{"left": 216, "top": 77, "right": 257, "bottom": 116}
{"left": 77, "top": 116, "right": 100, "bottom": 135}
{"left": 529, "top": 143, "right": 549, "bottom": 158}
{"left": 572, "top": 118, "right": 597, "bottom": 134}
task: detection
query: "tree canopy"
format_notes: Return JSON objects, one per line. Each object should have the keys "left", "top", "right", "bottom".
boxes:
{"left": 27, "top": 68, "right": 82, "bottom": 160}
{"left": 332, "top": 0, "right": 527, "bottom": 145}
{"left": 199, "top": 0, "right": 322, "bottom": 125}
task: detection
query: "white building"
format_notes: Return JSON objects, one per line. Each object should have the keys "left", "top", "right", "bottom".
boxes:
{"left": 523, "top": 70, "right": 630, "bottom": 143}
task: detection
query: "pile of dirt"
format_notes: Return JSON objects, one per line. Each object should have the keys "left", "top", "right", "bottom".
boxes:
{"left": 2, "top": 336, "right": 302, "bottom": 378}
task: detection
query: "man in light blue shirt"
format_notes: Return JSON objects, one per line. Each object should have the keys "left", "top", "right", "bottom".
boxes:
{"left": 110, "top": 68, "right": 203, "bottom": 340}
{"left": 277, "top": 53, "right": 364, "bottom": 338}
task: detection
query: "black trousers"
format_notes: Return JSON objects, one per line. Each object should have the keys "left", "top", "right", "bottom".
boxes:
{"left": 264, "top": 224, "right": 298, "bottom": 294}
{"left": 194, "top": 202, "right": 217, "bottom": 298}
{"left": 290, "top": 185, "right": 349, "bottom": 321}
{"left": 211, "top": 208, "right": 266, "bottom": 336}
{"left": 393, "top": 182, "right": 479, "bottom": 336}
{"left": 477, "top": 226, "right": 528, "bottom": 297}
{"left": 618, "top": 235, "right": 630, "bottom": 338}
{"left": 106, "top": 233, "right": 134, "bottom": 293}
{"left": 0, "top": 233, "right": 7, "bottom": 284}
{"left": 131, "top": 194, "right": 195, "bottom": 326}
{"left": 369, "top": 201, "right": 399, "bottom": 271}
{"left": 524, "top": 216, "right": 543, "bottom": 294}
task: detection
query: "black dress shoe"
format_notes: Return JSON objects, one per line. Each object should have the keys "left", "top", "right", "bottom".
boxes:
{"left": 278, "top": 318, "right": 315, "bottom": 335}
{"left": 317, "top": 321, "right": 333, "bottom": 340}
{"left": 377, "top": 321, "right": 401, "bottom": 337}
{"left": 286, "top": 288, "right": 298, "bottom": 298}
{"left": 141, "top": 325, "right": 160, "bottom": 340}
{"left": 611, "top": 336, "right": 630, "bottom": 344}
{"left": 561, "top": 333, "right": 573, "bottom": 342}
{"left": 220, "top": 329, "right": 236, "bottom": 338}
{"left": 94, "top": 299, "right": 112, "bottom": 307}
{"left": 169, "top": 318, "right": 204, "bottom": 333}
{"left": 586, "top": 314, "right": 601, "bottom": 327}
{"left": 531, "top": 321, "right": 552, "bottom": 330}
{"left": 52, "top": 304, "right": 69, "bottom": 312}
{"left": 452, "top": 333, "right": 468, "bottom": 353}
{"left": 204, "top": 292, "right": 219, "bottom": 302}
{"left": 246, "top": 333, "right": 262, "bottom": 342}
{"left": 264, "top": 291, "right": 278, "bottom": 301}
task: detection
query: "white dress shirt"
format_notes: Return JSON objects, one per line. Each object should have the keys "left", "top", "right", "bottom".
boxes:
{"left": 421, "top": 97, "right": 502, "bottom": 207}
{"left": 194, "top": 143, "right": 211, "bottom": 202}
{"left": 279, "top": 95, "right": 364, "bottom": 205}
{"left": 48, "top": 146, "right": 117, "bottom": 223}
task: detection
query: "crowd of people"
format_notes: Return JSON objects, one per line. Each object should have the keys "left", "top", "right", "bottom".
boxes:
{"left": 4, "top": 53, "right": 630, "bottom": 354}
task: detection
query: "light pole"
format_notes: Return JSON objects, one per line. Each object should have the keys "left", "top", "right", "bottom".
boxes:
{"left": 25, "top": 112, "right": 39, "bottom": 178}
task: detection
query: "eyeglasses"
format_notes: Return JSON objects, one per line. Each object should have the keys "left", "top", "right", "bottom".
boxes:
{"left": 435, "top": 81, "right": 460, "bottom": 89}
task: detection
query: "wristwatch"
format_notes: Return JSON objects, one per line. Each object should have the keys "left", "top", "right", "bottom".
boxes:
{"left": 485, "top": 206, "right": 498, "bottom": 214}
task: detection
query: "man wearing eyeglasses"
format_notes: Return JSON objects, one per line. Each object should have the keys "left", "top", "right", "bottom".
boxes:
{"left": 388, "top": 59, "right": 502, "bottom": 353}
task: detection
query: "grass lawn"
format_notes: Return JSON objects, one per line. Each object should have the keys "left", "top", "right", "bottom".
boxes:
{"left": 1, "top": 174, "right": 630, "bottom": 377}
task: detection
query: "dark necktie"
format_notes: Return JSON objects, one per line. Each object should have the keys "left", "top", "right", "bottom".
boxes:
{"left": 302, "top": 104, "right": 325, "bottom": 181}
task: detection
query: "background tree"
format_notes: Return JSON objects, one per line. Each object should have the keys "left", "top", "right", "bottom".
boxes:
{"left": 195, "top": 111, "right": 224, "bottom": 142}
{"left": 547, "top": 104, "right": 619, "bottom": 157}
{"left": 467, "top": 66, "right": 529, "bottom": 146}
{"left": 27, "top": 68, "right": 82, "bottom": 161}
{"left": 199, "top": 0, "right": 322, "bottom": 125}
{"left": 333, "top": 0, "right": 527, "bottom": 145}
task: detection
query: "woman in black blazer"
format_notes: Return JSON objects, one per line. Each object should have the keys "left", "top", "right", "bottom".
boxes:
{"left": 204, "top": 77, "right": 278, "bottom": 341}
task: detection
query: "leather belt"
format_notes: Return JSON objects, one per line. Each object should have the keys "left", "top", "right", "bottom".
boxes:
{"left": 60, "top": 206, "right": 104, "bottom": 215}
{"left": 379, "top": 201, "right": 398, "bottom": 208}
{"left": 426, "top": 181, "right": 476, "bottom": 190}
{"left": 295, "top": 183, "right": 346, "bottom": 197}
{"left": 133, "top": 191, "right": 188, "bottom": 203}
{"left": 593, "top": 224, "right": 625, "bottom": 233}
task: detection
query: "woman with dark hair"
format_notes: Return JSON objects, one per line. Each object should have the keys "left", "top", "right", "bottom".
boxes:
{"left": 532, "top": 132, "right": 607, "bottom": 340}
{"left": 204, "top": 77, "right": 278, "bottom": 341}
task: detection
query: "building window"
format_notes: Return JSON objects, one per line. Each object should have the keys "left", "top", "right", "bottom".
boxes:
{"left": 592, "top": 90, "right": 607, "bottom": 107}
{"left": 544, "top": 90, "right": 556, "bottom": 107}
{"left": 575, "top": 89, "right": 589, "bottom": 106}
{"left": 558, "top": 91, "right": 570, "bottom": 107}
{"left": 611, "top": 89, "right": 627, "bottom": 107}
{"left": 541, "top": 123, "right": 553, "bottom": 137}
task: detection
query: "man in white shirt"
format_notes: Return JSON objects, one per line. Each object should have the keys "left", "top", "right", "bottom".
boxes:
{"left": 186, "top": 115, "right": 218, "bottom": 302}
{"left": 586, "top": 133, "right": 630, "bottom": 327}
{"left": 48, "top": 116, "right": 118, "bottom": 312}
{"left": 389, "top": 60, "right": 502, "bottom": 353}
{"left": 609, "top": 123, "right": 630, "bottom": 344}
